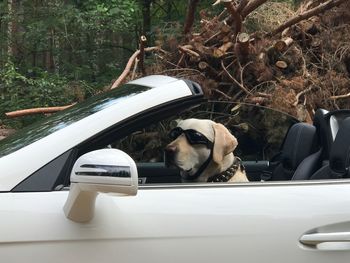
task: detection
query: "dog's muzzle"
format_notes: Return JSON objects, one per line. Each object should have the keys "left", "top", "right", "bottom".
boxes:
{"left": 164, "top": 145, "right": 177, "bottom": 167}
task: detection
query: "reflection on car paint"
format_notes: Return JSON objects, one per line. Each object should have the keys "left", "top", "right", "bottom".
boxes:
{"left": 0, "top": 84, "right": 151, "bottom": 157}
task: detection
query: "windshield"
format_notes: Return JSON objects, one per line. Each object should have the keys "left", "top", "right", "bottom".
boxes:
{"left": 0, "top": 84, "right": 151, "bottom": 158}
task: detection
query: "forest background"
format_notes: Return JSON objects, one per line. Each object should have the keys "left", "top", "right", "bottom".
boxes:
{"left": 0, "top": 0, "right": 350, "bottom": 134}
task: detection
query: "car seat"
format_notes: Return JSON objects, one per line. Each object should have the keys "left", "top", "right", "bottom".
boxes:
{"left": 313, "top": 108, "right": 350, "bottom": 160}
{"left": 261, "top": 122, "right": 321, "bottom": 181}
{"left": 310, "top": 117, "right": 350, "bottom": 180}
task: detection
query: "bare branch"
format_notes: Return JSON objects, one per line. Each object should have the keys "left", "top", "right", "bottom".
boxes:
{"left": 110, "top": 47, "right": 159, "bottom": 89}
{"left": 268, "top": 0, "right": 348, "bottom": 36}
{"left": 214, "top": 0, "right": 242, "bottom": 35}
{"left": 213, "top": 89, "right": 233, "bottom": 100}
{"left": 224, "top": 1, "right": 242, "bottom": 35}
{"left": 6, "top": 104, "right": 76, "bottom": 118}
{"left": 237, "top": 0, "right": 249, "bottom": 13}
{"left": 178, "top": 45, "right": 200, "bottom": 57}
{"left": 221, "top": 60, "right": 252, "bottom": 95}
{"left": 330, "top": 92, "right": 350, "bottom": 100}
{"left": 241, "top": 0, "right": 268, "bottom": 19}
{"left": 293, "top": 86, "right": 319, "bottom": 106}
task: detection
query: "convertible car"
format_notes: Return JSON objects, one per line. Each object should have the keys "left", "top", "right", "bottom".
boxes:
{"left": 0, "top": 75, "right": 350, "bottom": 263}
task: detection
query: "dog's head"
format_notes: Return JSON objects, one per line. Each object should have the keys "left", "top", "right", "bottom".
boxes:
{"left": 164, "top": 118, "right": 238, "bottom": 181}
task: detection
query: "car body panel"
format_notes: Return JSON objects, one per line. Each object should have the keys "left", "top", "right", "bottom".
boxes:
{"left": 1, "top": 181, "right": 350, "bottom": 262}
{"left": 0, "top": 76, "right": 194, "bottom": 191}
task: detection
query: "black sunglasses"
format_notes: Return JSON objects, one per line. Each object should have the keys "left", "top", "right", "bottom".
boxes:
{"left": 169, "top": 127, "right": 213, "bottom": 148}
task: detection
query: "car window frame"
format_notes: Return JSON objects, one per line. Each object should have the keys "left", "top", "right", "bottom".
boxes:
{"left": 13, "top": 99, "right": 350, "bottom": 192}
{"left": 11, "top": 95, "right": 205, "bottom": 192}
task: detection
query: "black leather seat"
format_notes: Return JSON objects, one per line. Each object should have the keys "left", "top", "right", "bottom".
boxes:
{"left": 263, "top": 122, "right": 320, "bottom": 181}
{"left": 310, "top": 117, "right": 350, "bottom": 180}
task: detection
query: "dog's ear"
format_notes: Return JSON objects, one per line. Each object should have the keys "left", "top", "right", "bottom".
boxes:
{"left": 212, "top": 123, "right": 238, "bottom": 164}
{"left": 170, "top": 119, "right": 182, "bottom": 129}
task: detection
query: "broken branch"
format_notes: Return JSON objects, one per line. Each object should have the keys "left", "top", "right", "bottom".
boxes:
{"left": 214, "top": 0, "right": 242, "bottom": 36}
{"left": 6, "top": 104, "right": 76, "bottom": 118}
{"left": 221, "top": 60, "right": 252, "bottom": 96}
{"left": 274, "top": 37, "right": 294, "bottom": 52}
{"left": 268, "top": 0, "right": 348, "bottom": 36}
{"left": 178, "top": 45, "right": 200, "bottom": 57}
{"left": 293, "top": 86, "right": 318, "bottom": 106}
{"left": 110, "top": 46, "right": 159, "bottom": 89}
{"left": 139, "top": 35, "right": 147, "bottom": 75}
{"left": 241, "top": 0, "right": 268, "bottom": 19}
{"left": 330, "top": 92, "right": 350, "bottom": 100}
{"left": 237, "top": 0, "right": 249, "bottom": 13}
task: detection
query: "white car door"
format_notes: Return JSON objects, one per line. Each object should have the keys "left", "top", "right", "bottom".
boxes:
{"left": 1, "top": 181, "right": 350, "bottom": 263}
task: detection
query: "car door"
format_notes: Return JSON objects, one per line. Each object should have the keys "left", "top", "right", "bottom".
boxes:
{"left": 1, "top": 181, "right": 350, "bottom": 263}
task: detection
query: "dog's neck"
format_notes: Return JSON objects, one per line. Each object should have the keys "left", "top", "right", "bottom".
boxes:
{"left": 203, "top": 153, "right": 234, "bottom": 180}
{"left": 181, "top": 153, "right": 247, "bottom": 183}
{"left": 187, "top": 153, "right": 235, "bottom": 182}
{"left": 207, "top": 156, "right": 245, "bottom": 182}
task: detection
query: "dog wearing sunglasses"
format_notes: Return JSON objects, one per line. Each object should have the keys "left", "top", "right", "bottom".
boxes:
{"left": 165, "top": 118, "right": 248, "bottom": 183}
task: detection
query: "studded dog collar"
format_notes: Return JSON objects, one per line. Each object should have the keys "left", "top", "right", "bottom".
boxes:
{"left": 207, "top": 157, "right": 245, "bottom": 183}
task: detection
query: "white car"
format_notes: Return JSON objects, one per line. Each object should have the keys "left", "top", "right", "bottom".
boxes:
{"left": 0, "top": 75, "right": 350, "bottom": 263}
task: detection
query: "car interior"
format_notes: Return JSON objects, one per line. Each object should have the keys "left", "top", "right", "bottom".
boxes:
{"left": 12, "top": 102, "right": 350, "bottom": 192}
{"left": 112, "top": 103, "right": 350, "bottom": 185}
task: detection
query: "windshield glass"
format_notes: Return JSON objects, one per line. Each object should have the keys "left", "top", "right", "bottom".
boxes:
{"left": 0, "top": 84, "right": 151, "bottom": 158}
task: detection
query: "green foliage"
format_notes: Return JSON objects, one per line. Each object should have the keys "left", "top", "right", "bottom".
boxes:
{"left": 0, "top": 0, "right": 216, "bottom": 129}
{"left": 0, "top": 0, "right": 142, "bottom": 128}
{"left": 0, "top": 62, "right": 95, "bottom": 128}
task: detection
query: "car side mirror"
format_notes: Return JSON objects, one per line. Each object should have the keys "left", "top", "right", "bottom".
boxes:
{"left": 63, "top": 149, "right": 138, "bottom": 223}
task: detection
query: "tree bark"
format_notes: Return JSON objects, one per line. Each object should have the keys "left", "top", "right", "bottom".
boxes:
{"left": 241, "top": 0, "right": 268, "bottom": 19}
{"left": 142, "top": 0, "right": 152, "bottom": 36}
{"left": 6, "top": 0, "right": 18, "bottom": 60}
{"left": 237, "top": 0, "right": 249, "bottom": 13}
{"left": 236, "top": 32, "right": 250, "bottom": 57}
{"left": 274, "top": 37, "right": 294, "bottom": 51}
{"left": 139, "top": 35, "right": 147, "bottom": 75}
{"left": 223, "top": 1, "right": 242, "bottom": 36}
{"left": 184, "top": 0, "right": 200, "bottom": 35}
{"left": 7, "top": 0, "right": 13, "bottom": 59}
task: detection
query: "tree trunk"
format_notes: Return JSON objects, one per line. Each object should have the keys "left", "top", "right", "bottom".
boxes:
{"left": 184, "top": 0, "right": 200, "bottom": 35}
{"left": 142, "top": 0, "right": 152, "bottom": 36}
{"left": 6, "top": 0, "right": 18, "bottom": 61}
{"left": 7, "top": 0, "right": 13, "bottom": 59}
{"left": 166, "top": 0, "right": 173, "bottom": 21}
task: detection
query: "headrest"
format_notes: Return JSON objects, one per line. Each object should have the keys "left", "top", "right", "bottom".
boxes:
{"left": 329, "top": 117, "right": 350, "bottom": 176}
{"left": 281, "top": 123, "right": 317, "bottom": 170}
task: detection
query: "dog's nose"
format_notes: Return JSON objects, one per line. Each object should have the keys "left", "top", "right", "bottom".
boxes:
{"left": 164, "top": 145, "right": 177, "bottom": 166}
{"left": 165, "top": 145, "right": 177, "bottom": 156}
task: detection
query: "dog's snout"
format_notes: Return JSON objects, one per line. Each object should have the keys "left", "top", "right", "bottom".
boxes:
{"left": 165, "top": 145, "right": 177, "bottom": 153}
{"left": 164, "top": 145, "right": 177, "bottom": 166}
{"left": 165, "top": 145, "right": 177, "bottom": 157}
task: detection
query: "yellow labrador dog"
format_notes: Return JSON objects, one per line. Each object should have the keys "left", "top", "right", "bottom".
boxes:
{"left": 165, "top": 118, "right": 248, "bottom": 183}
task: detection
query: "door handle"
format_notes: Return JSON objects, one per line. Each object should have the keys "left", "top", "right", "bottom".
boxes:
{"left": 300, "top": 232, "right": 350, "bottom": 246}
